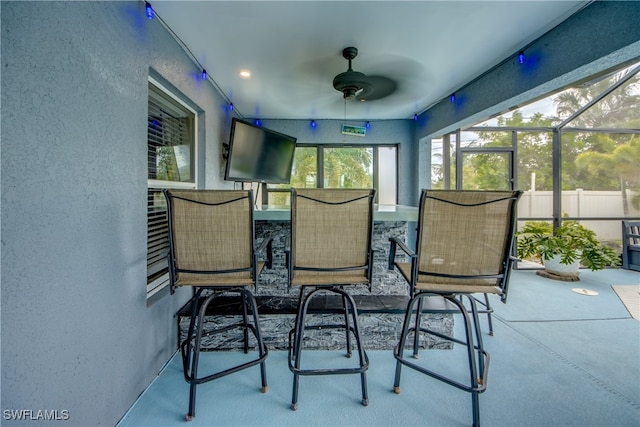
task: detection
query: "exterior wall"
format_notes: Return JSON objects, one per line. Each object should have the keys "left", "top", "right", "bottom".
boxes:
{"left": 1, "top": 2, "right": 233, "bottom": 425}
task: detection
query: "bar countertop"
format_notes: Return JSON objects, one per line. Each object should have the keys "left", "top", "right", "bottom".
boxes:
{"left": 253, "top": 204, "right": 418, "bottom": 222}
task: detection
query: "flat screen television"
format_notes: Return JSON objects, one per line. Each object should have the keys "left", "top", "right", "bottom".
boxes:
{"left": 224, "top": 118, "right": 297, "bottom": 184}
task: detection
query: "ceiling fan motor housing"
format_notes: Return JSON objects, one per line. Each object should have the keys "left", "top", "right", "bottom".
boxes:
{"left": 333, "top": 70, "right": 372, "bottom": 99}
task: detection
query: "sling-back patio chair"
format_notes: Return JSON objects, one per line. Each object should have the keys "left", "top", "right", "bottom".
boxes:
{"left": 163, "top": 189, "right": 272, "bottom": 421}
{"left": 286, "top": 188, "right": 376, "bottom": 411}
{"left": 388, "top": 189, "right": 522, "bottom": 427}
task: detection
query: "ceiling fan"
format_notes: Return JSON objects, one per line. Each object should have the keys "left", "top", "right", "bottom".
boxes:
{"left": 332, "top": 47, "right": 397, "bottom": 101}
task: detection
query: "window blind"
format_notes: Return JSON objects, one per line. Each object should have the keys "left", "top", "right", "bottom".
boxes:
{"left": 147, "top": 82, "right": 195, "bottom": 295}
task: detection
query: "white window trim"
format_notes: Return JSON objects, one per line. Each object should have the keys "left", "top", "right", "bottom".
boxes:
{"left": 146, "top": 77, "right": 199, "bottom": 298}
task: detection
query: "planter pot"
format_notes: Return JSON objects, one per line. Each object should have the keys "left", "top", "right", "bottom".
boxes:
{"left": 543, "top": 254, "right": 580, "bottom": 277}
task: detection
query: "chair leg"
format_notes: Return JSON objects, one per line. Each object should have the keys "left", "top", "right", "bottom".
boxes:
{"left": 465, "top": 295, "right": 486, "bottom": 380}
{"left": 181, "top": 288, "right": 269, "bottom": 421}
{"left": 393, "top": 292, "right": 489, "bottom": 427}
{"left": 393, "top": 361, "right": 403, "bottom": 395}
{"left": 241, "top": 291, "right": 250, "bottom": 354}
{"left": 289, "top": 286, "right": 309, "bottom": 411}
{"left": 288, "top": 286, "right": 369, "bottom": 410}
{"left": 460, "top": 294, "right": 495, "bottom": 337}
{"left": 412, "top": 297, "right": 424, "bottom": 358}
{"left": 344, "top": 290, "right": 369, "bottom": 407}
{"left": 187, "top": 384, "right": 197, "bottom": 422}
{"left": 393, "top": 293, "right": 422, "bottom": 393}
{"left": 185, "top": 291, "right": 216, "bottom": 421}
{"left": 342, "top": 293, "right": 353, "bottom": 358}
{"left": 483, "top": 294, "right": 494, "bottom": 336}
{"left": 451, "top": 295, "right": 484, "bottom": 427}
{"left": 242, "top": 288, "right": 269, "bottom": 393}
{"left": 182, "top": 290, "right": 203, "bottom": 378}
{"left": 472, "top": 391, "right": 481, "bottom": 427}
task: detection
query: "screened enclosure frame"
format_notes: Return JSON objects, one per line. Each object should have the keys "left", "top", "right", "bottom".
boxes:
{"left": 440, "top": 63, "right": 640, "bottom": 220}
{"left": 433, "top": 61, "right": 640, "bottom": 267}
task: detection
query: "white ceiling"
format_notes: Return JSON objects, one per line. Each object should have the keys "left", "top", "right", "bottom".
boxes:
{"left": 151, "top": 1, "right": 588, "bottom": 121}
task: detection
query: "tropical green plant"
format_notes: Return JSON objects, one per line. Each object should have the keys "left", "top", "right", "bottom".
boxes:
{"left": 516, "top": 220, "right": 619, "bottom": 271}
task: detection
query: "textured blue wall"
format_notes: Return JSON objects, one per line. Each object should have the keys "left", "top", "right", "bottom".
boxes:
{"left": 1, "top": 2, "right": 234, "bottom": 425}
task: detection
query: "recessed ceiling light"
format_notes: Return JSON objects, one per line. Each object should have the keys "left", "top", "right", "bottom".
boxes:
{"left": 239, "top": 69, "right": 252, "bottom": 79}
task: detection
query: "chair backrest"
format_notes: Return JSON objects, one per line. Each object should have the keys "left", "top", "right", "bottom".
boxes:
{"left": 623, "top": 220, "right": 640, "bottom": 245}
{"left": 163, "top": 189, "right": 256, "bottom": 291}
{"left": 415, "top": 190, "right": 522, "bottom": 297}
{"left": 290, "top": 188, "right": 375, "bottom": 282}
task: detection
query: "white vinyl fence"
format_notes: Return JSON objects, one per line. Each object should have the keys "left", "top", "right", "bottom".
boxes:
{"left": 518, "top": 189, "right": 640, "bottom": 242}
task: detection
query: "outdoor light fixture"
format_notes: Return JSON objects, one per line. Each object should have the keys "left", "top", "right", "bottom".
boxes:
{"left": 145, "top": 2, "right": 154, "bottom": 19}
{"left": 201, "top": 69, "right": 207, "bottom": 80}
{"left": 518, "top": 51, "right": 525, "bottom": 64}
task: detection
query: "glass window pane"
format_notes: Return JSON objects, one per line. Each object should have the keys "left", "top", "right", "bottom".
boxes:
{"left": 562, "top": 69, "right": 640, "bottom": 129}
{"left": 155, "top": 145, "right": 191, "bottom": 182}
{"left": 555, "top": 62, "right": 640, "bottom": 124}
{"left": 148, "top": 83, "right": 195, "bottom": 183}
{"left": 275, "top": 146, "right": 317, "bottom": 189}
{"left": 517, "top": 131, "right": 554, "bottom": 219}
{"left": 323, "top": 147, "right": 373, "bottom": 188}
{"left": 460, "top": 153, "right": 510, "bottom": 190}
{"left": 562, "top": 131, "right": 640, "bottom": 219}
{"left": 431, "top": 138, "right": 444, "bottom": 189}
{"left": 461, "top": 129, "right": 511, "bottom": 148}
{"left": 449, "top": 133, "right": 457, "bottom": 189}
{"left": 267, "top": 146, "right": 317, "bottom": 206}
{"left": 474, "top": 98, "right": 558, "bottom": 128}
{"left": 267, "top": 190, "right": 290, "bottom": 206}
{"left": 377, "top": 146, "right": 397, "bottom": 204}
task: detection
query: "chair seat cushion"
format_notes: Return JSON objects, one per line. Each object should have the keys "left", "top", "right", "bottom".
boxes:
{"left": 395, "top": 263, "right": 502, "bottom": 294}
{"left": 176, "top": 262, "right": 266, "bottom": 288}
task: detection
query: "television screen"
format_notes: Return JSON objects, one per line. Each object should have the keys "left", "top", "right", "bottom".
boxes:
{"left": 224, "top": 119, "right": 297, "bottom": 184}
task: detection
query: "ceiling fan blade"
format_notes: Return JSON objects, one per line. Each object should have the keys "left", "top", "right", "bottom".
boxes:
{"left": 356, "top": 76, "right": 397, "bottom": 101}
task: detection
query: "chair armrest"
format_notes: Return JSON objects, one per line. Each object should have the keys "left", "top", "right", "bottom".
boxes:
{"left": 256, "top": 232, "right": 274, "bottom": 269}
{"left": 388, "top": 236, "right": 416, "bottom": 270}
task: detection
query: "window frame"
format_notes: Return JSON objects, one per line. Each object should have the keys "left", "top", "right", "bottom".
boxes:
{"left": 146, "top": 76, "right": 198, "bottom": 298}
{"left": 265, "top": 143, "right": 398, "bottom": 205}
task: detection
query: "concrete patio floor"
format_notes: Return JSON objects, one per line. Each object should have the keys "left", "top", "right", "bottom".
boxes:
{"left": 119, "top": 268, "right": 640, "bottom": 427}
